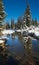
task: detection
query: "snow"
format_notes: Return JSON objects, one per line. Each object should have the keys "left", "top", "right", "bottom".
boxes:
{"left": 0, "top": 40, "right": 5, "bottom": 43}
{"left": 35, "top": 31, "right": 39, "bottom": 36}
{"left": 1, "top": 36, "right": 9, "bottom": 40}
{"left": 28, "top": 29, "right": 34, "bottom": 33}
{"left": 34, "top": 27, "right": 39, "bottom": 36}
{"left": 2, "top": 30, "right": 15, "bottom": 34}
{"left": 28, "top": 27, "right": 39, "bottom": 36}
{"left": 1, "top": 27, "right": 39, "bottom": 38}
{"left": 16, "top": 30, "right": 21, "bottom": 32}
{"left": 35, "top": 27, "right": 39, "bottom": 31}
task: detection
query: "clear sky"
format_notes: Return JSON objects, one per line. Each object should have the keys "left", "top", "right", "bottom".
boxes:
{"left": 3, "top": 0, "right": 39, "bottom": 23}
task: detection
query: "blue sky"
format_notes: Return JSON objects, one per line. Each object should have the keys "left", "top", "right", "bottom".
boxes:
{"left": 3, "top": 0, "right": 39, "bottom": 22}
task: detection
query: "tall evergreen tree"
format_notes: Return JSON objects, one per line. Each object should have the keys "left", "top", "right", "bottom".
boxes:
{"left": 17, "top": 17, "right": 22, "bottom": 29}
{"left": 11, "top": 19, "right": 15, "bottom": 29}
{"left": 34, "top": 19, "right": 38, "bottom": 26}
{"left": 23, "top": 0, "right": 32, "bottom": 27}
{"left": 32, "top": 19, "right": 35, "bottom": 25}
{"left": 0, "top": 0, "right": 6, "bottom": 35}
{"left": 26, "top": 4, "right": 31, "bottom": 27}
{"left": 32, "top": 19, "right": 38, "bottom": 26}
{"left": 6, "top": 22, "right": 10, "bottom": 29}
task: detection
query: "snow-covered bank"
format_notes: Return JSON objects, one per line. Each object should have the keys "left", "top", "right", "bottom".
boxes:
{"left": 34, "top": 27, "right": 39, "bottom": 36}
{"left": 1, "top": 27, "right": 39, "bottom": 39}
{"left": 0, "top": 40, "right": 5, "bottom": 43}
{"left": 35, "top": 32, "right": 39, "bottom": 36}
{"left": 2, "top": 30, "right": 15, "bottom": 34}
{"left": 2, "top": 28, "right": 39, "bottom": 36}
{"left": 28, "top": 27, "right": 39, "bottom": 37}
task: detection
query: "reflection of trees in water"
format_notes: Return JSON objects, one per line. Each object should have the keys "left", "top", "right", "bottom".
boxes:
{"left": 0, "top": 53, "right": 19, "bottom": 65}
{"left": 0, "top": 46, "right": 8, "bottom": 65}
{"left": 0, "top": 37, "right": 38, "bottom": 65}
{"left": 0, "top": 46, "right": 19, "bottom": 65}
{"left": 19, "top": 37, "right": 36, "bottom": 65}
{"left": 17, "top": 33, "right": 35, "bottom": 65}
{"left": 17, "top": 33, "right": 23, "bottom": 42}
{"left": 26, "top": 37, "right": 32, "bottom": 56}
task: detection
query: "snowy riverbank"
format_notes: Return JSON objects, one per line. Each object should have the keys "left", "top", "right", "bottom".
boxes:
{"left": 1, "top": 27, "right": 39, "bottom": 40}
{"left": 28, "top": 27, "right": 39, "bottom": 37}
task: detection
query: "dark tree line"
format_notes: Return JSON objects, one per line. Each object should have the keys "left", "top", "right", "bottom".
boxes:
{"left": 5, "top": 19, "right": 15, "bottom": 29}
{"left": 32, "top": 19, "right": 38, "bottom": 26}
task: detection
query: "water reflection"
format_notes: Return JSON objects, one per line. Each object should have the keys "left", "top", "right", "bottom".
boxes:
{"left": 32, "top": 39, "right": 39, "bottom": 59}
{"left": 32, "top": 39, "right": 39, "bottom": 53}
{"left": 6, "top": 36, "right": 39, "bottom": 59}
{"left": 6, "top": 36, "right": 24, "bottom": 57}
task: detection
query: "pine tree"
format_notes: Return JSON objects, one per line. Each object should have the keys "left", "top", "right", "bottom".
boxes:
{"left": 17, "top": 17, "right": 22, "bottom": 29}
{"left": 34, "top": 19, "right": 38, "bottom": 26}
{"left": 26, "top": 4, "right": 31, "bottom": 27}
{"left": 32, "top": 19, "right": 35, "bottom": 25}
{"left": 0, "top": 0, "right": 6, "bottom": 36}
{"left": 6, "top": 22, "right": 10, "bottom": 29}
{"left": 23, "top": 0, "right": 32, "bottom": 27}
{"left": 11, "top": 19, "right": 15, "bottom": 29}
{"left": 32, "top": 19, "right": 38, "bottom": 26}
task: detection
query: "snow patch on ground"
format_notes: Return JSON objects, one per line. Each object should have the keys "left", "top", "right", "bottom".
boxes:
{"left": 2, "top": 30, "right": 15, "bottom": 34}
{"left": 0, "top": 40, "right": 5, "bottom": 43}
{"left": 1, "top": 27, "right": 39, "bottom": 37}
{"left": 28, "top": 27, "right": 39, "bottom": 36}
